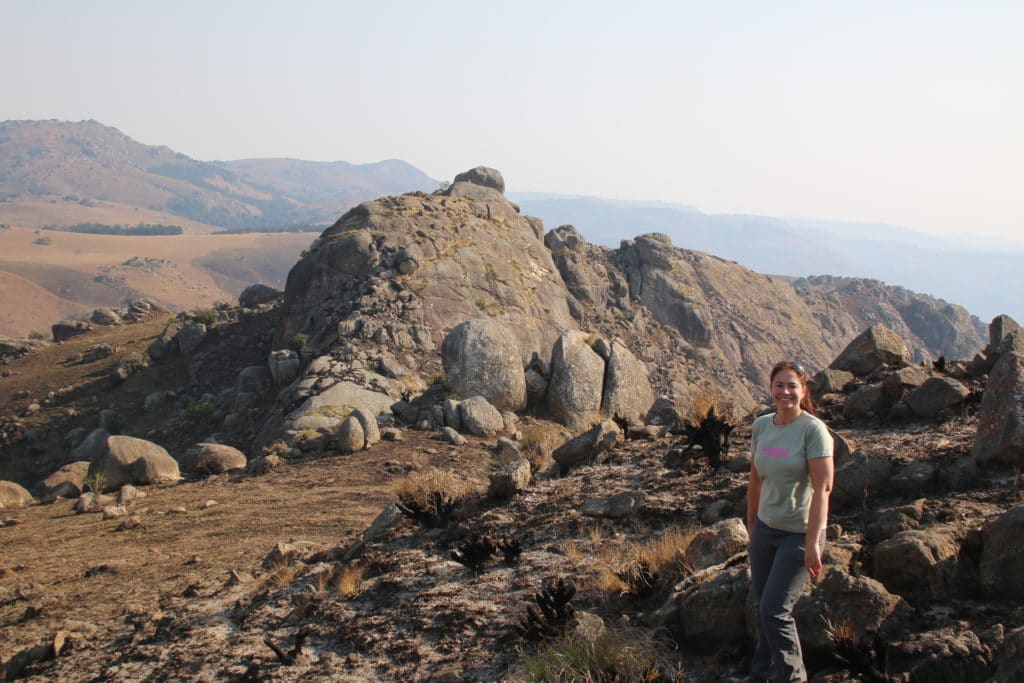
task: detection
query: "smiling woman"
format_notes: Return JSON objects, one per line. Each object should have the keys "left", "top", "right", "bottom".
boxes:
{"left": 745, "top": 361, "right": 834, "bottom": 682}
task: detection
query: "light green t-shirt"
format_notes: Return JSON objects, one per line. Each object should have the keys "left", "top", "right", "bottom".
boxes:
{"left": 751, "top": 412, "right": 833, "bottom": 534}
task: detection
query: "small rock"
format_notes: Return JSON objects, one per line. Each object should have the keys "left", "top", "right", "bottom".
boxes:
{"left": 102, "top": 505, "right": 128, "bottom": 520}
{"left": 167, "top": 507, "right": 187, "bottom": 515}
{"left": 116, "top": 515, "right": 142, "bottom": 531}
{"left": 201, "top": 500, "right": 218, "bottom": 509}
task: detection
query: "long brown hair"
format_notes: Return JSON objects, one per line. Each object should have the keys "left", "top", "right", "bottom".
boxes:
{"left": 770, "top": 361, "right": 817, "bottom": 416}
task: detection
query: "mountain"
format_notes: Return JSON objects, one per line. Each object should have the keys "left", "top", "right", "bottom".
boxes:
{"left": 510, "top": 194, "right": 1023, "bottom": 323}
{"left": 0, "top": 120, "right": 438, "bottom": 231}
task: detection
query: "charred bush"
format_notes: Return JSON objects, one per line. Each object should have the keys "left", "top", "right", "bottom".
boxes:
{"left": 516, "top": 577, "right": 577, "bottom": 641}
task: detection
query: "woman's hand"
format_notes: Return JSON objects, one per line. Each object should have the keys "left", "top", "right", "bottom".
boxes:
{"left": 805, "top": 543, "right": 823, "bottom": 577}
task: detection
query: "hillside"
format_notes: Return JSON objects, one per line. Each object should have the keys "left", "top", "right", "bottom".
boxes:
{"left": 0, "top": 120, "right": 437, "bottom": 232}
{"left": 511, "top": 194, "right": 1023, "bottom": 323}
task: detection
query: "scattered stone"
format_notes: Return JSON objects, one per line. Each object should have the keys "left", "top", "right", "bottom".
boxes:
{"left": 381, "top": 428, "right": 403, "bottom": 442}
{"left": 117, "top": 485, "right": 144, "bottom": 505}
{"left": 263, "top": 540, "right": 319, "bottom": 569}
{"left": 117, "top": 515, "right": 142, "bottom": 531}
{"left": 440, "top": 427, "right": 466, "bottom": 446}
{"left": 101, "top": 505, "right": 128, "bottom": 520}
{"left": 581, "top": 491, "right": 644, "bottom": 519}
{"left": 459, "top": 396, "right": 504, "bottom": 437}
{"left": 167, "top": 507, "right": 187, "bottom": 515}
{"left": 202, "top": 500, "right": 218, "bottom": 509}
{"left": 81, "top": 343, "right": 114, "bottom": 363}
{"left": 489, "top": 459, "right": 531, "bottom": 499}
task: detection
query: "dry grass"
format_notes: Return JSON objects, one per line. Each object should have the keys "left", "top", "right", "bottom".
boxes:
{"left": 521, "top": 624, "right": 675, "bottom": 682}
{"left": 519, "top": 422, "right": 565, "bottom": 472}
{"left": 823, "top": 615, "right": 859, "bottom": 647}
{"left": 563, "top": 541, "right": 584, "bottom": 567}
{"left": 256, "top": 561, "right": 299, "bottom": 594}
{"left": 391, "top": 467, "right": 470, "bottom": 510}
{"left": 678, "top": 379, "right": 739, "bottom": 425}
{"left": 318, "top": 563, "right": 366, "bottom": 599}
{"left": 636, "top": 527, "right": 696, "bottom": 578}
{"left": 584, "top": 527, "right": 696, "bottom": 596}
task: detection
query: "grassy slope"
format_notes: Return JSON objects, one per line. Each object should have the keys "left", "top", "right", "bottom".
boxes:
{"left": 0, "top": 228, "right": 310, "bottom": 337}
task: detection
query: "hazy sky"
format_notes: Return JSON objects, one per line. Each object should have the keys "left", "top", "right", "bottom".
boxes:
{"left": 3, "top": 1, "right": 1021, "bottom": 240}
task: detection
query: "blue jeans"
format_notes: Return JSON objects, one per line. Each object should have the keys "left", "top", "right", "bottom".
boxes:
{"left": 749, "top": 518, "right": 811, "bottom": 682}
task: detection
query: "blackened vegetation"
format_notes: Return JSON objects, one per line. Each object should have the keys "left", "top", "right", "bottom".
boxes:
{"left": 674, "top": 406, "right": 736, "bottom": 469}
{"left": 932, "top": 354, "right": 946, "bottom": 372}
{"left": 826, "top": 630, "right": 895, "bottom": 683}
{"left": 612, "top": 413, "right": 636, "bottom": 439}
{"left": 396, "top": 491, "right": 462, "bottom": 528}
{"left": 516, "top": 577, "right": 577, "bottom": 641}
{"left": 263, "top": 628, "right": 307, "bottom": 666}
{"left": 451, "top": 532, "right": 523, "bottom": 572}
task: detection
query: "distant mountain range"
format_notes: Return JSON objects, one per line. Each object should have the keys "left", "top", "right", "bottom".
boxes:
{"left": 0, "top": 119, "right": 1017, "bottom": 323}
{"left": 0, "top": 120, "right": 436, "bottom": 231}
{"left": 509, "top": 194, "right": 1023, "bottom": 323}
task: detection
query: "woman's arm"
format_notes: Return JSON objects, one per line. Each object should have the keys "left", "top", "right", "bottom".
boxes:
{"left": 747, "top": 461, "right": 762, "bottom": 534}
{"left": 804, "top": 456, "right": 834, "bottom": 577}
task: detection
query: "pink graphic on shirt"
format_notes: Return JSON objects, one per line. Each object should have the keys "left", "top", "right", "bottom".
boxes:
{"left": 762, "top": 446, "right": 790, "bottom": 459}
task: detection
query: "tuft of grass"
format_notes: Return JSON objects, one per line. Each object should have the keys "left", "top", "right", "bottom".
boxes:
{"left": 427, "top": 371, "right": 445, "bottom": 386}
{"left": 287, "top": 333, "right": 308, "bottom": 353}
{"left": 256, "top": 561, "right": 298, "bottom": 594}
{"left": 335, "top": 564, "right": 366, "bottom": 599}
{"left": 309, "top": 405, "right": 352, "bottom": 419}
{"left": 635, "top": 526, "right": 695, "bottom": 579}
{"left": 474, "top": 297, "right": 504, "bottom": 317}
{"left": 588, "top": 525, "right": 604, "bottom": 548}
{"left": 182, "top": 401, "right": 216, "bottom": 422}
{"left": 27, "top": 330, "right": 47, "bottom": 341}
{"left": 519, "top": 423, "right": 563, "bottom": 473}
{"left": 84, "top": 471, "right": 107, "bottom": 496}
{"left": 392, "top": 467, "right": 471, "bottom": 527}
{"left": 521, "top": 625, "right": 674, "bottom": 682}
{"left": 191, "top": 309, "right": 219, "bottom": 326}
{"left": 563, "top": 541, "right": 584, "bottom": 568}
{"left": 679, "top": 379, "right": 739, "bottom": 425}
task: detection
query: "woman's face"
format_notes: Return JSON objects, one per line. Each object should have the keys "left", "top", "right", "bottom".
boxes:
{"left": 771, "top": 368, "right": 807, "bottom": 412}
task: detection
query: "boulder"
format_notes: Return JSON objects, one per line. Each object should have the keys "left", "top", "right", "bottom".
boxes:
{"left": 269, "top": 349, "right": 301, "bottom": 387}
{"left": 90, "top": 308, "right": 122, "bottom": 326}
{"left": 81, "top": 343, "right": 114, "bottom": 363}
{"left": 677, "top": 566, "right": 750, "bottom": 646}
{"left": 600, "top": 341, "right": 655, "bottom": 423}
{"left": 88, "top": 435, "right": 180, "bottom": 490}
{"left": 336, "top": 416, "right": 366, "bottom": 454}
{"left": 886, "top": 626, "right": 992, "bottom": 683}
{"left": 0, "top": 481, "right": 33, "bottom": 509}
{"left": 239, "top": 283, "right": 283, "bottom": 308}
{"left": 547, "top": 330, "right": 606, "bottom": 430}
{"left": 980, "top": 505, "right": 1024, "bottom": 598}
{"left": 175, "top": 323, "right": 207, "bottom": 355}
{"left": 972, "top": 353, "right": 1024, "bottom": 466}
{"left": 452, "top": 166, "right": 505, "bottom": 193}
{"left": 236, "top": 366, "right": 272, "bottom": 397}
{"left": 989, "top": 314, "right": 1020, "bottom": 350}
{"left": 842, "top": 383, "right": 890, "bottom": 420}
{"left": 830, "top": 452, "right": 893, "bottom": 511}
{"left": 181, "top": 443, "right": 247, "bottom": 475}
{"left": 51, "top": 320, "right": 91, "bottom": 342}
{"left": 442, "top": 398, "right": 462, "bottom": 431}
{"left": 881, "top": 365, "right": 932, "bottom": 398}
{"left": 906, "top": 377, "right": 970, "bottom": 418}
{"left": 581, "top": 491, "right": 645, "bottom": 519}
{"left": 71, "top": 428, "right": 111, "bottom": 461}
{"left": 888, "top": 460, "right": 937, "bottom": 496}
{"left": 441, "top": 319, "right": 527, "bottom": 412}
{"left": 874, "top": 528, "right": 964, "bottom": 602}
{"left": 524, "top": 369, "right": 548, "bottom": 411}
{"left": 263, "top": 540, "right": 319, "bottom": 569}
{"left": 793, "top": 569, "right": 906, "bottom": 654}
{"left": 147, "top": 322, "right": 181, "bottom": 360}
{"left": 830, "top": 324, "right": 910, "bottom": 376}
{"left": 489, "top": 458, "right": 531, "bottom": 499}
{"left": 37, "top": 461, "right": 90, "bottom": 503}
{"left": 440, "top": 426, "right": 466, "bottom": 446}
{"left": 288, "top": 382, "right": 393, "bottom": 429}
{"left": 552, "top": 420, "right": 622, "bottom": 468}
{"left": 459, "top": 396, "right": 505, "bottom": 437}
{"left": 812, "top": 368, "right": 856, "bottom": 401}
{"left": 683, "top": 518, "right": 749, "bottom": 571}
{"left": 351, "top": 407, "right": 380, "bottom": 448}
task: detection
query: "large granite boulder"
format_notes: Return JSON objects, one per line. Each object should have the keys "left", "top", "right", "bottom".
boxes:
{"left": 442, "top": 319, "right": 527, "bottom": 412}
{"left": 452, "top": 166, "right": 505, "bottom": 193}
{"left": 793, "top": 569, "right": 906, "bottom": 654}
{"left": 547, "top": 330, "right": 605, "bottom": 431}
{"left": 0, "top": 481, "right": 33, "bottom": 509}
{"left": 973, "top": 353, "right": 1024, "bottom": 466}
{"left": 288, "top": 382, "right": 393, "bottom": 431}
{"left": 906, "top": 377, "right": 970, "bottom": 418}
{"left": 830, "top": 324, "right": 910, "bottom": 376}
{"left": 873, "top": 528, "right": 966, "bottom": 602}
{"left": 601, "top": 340, "right": 655, "bottom": 423}
{"left": 88, "top": 435, "right": 181, "bottom": 490}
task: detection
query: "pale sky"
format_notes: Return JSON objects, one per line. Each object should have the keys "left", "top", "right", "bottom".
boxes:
{"left": 2, "top": 1, "right": 1021, "bottom": 240}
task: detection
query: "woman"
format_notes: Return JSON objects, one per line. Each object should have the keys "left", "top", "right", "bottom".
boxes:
{"left": 746, "top": 361, "right": 834, "bottom": 682}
